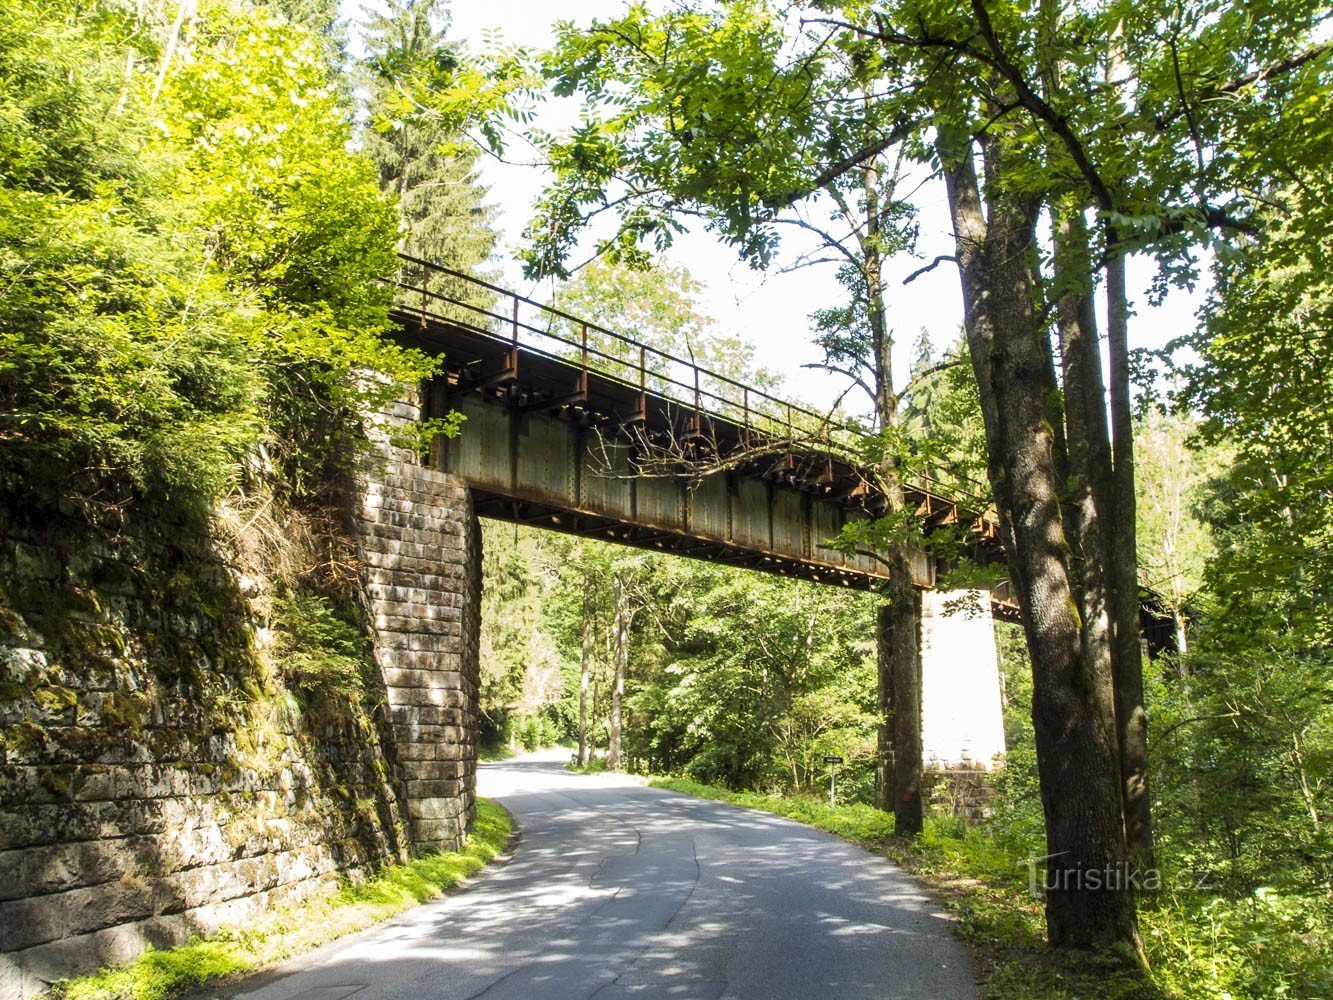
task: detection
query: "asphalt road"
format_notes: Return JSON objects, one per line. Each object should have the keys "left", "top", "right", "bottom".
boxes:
{"left": 228, "top": 751, "right": 978, "bottom": 1000}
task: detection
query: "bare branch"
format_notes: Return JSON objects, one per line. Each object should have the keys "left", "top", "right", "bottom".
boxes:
{"left": 902, "top": 357, "right": 966, "bottom": 397}
{"left": 903, "top": 255, "right": 957, "bottom": 285}
{"left": 761, "top": 118, "right": 918, "bottom": 210}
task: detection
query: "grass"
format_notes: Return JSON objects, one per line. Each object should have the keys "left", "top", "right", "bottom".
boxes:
{"left": 563, "top": 756, "right": 610, "bottom": 774}
{"left": 647, "top": 776, "right": 1162, "bottom": 1000}
{"left": 650, "top": 776, "right": 895, "bottom": 842}
{"left": 47, "top": 800, "right": 512, "bottom": 1000}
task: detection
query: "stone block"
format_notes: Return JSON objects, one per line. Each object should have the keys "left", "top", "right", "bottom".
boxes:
{"left": 412, "top": 816, "right": 466, "bottom": 849}
{"left": 0, "top": 895, "right": 65, "bottom": 952}
{"left": 13, "top": 843, "right": 83, "bottom": 897}
{"left": 7, "top": 934, "right": 110, "bottom": 998}
{"left": 386, "top": 685, "right": 469, "bottom": 710}
{"left": 76, "top": 837, "right": 142, "bottom": 885}
{"left": 0, "top": 952, "right": 44, "bottom": 1000}
{"left": 138, "top": 913, "right": 192, "bottom": 950}
{"left": 91, "top": 922, "right": 147, "bottom": 968}
{"left": 64, "top": 880, "right": 154, "bottom": 936}
{"left": 406, "top": 795, "right": 465, "bottom": 822}
{"left": 403, "top": 778, "right": 463, "bottom": 800}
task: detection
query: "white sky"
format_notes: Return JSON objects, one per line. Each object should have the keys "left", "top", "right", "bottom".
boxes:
{"left": 349, "top": 0, "right": 1207, "bottom": 417}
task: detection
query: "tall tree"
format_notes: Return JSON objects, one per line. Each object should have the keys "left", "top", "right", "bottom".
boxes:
{"left": 607, "top": 568, "right": 635, "bottom": 770}
{"left": 533, "top": 22, "right": 935, "bottom": 834}
{"left": 361, "top": 0, "right": 497, "bottom": 316}
{"left": 519, "top": 0, "right": 1331, "bottom": 949}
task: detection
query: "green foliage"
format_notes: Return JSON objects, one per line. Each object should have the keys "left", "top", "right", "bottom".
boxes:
{"left": 551, "top": 257, "right": 783, "bottom": 400}
{"left": 1182, "top": 174, "right": 1333, "bottom": 644}
{"left": 365, "top": 3, "right": 536, "bottom": 158}
{"left": 270, "top": 593, "right": 369, "bottom": 697}
{"left": 650, "top": 776, "right": 895, "bottom": 843}
{"left": 902, "top": 333, "right": 990, "bottom": 498}
{"left": 271, "top": 0, "right": 340, "bottom": 38}
{"left": 1134, "top": 410, "right": 1224, "bottom": 643}
{"left": 1148, "top": 92, "right": 1333, "bottom": 1000}
{"left": 361, "top": 0, "right": 500, "bottom": 321}
{"left": 0, "top": 0, "right": 253, "bottom": 512}
{"left": 974, "top": 628, "right": 1332, "bottom": 998}
{"left": 55, "top": 940, "right": 250, "bottom": 1000}
{"left": 509, "top": 712, "right": 560, "bottom": 752}
{"left": 525, "top": 3, "right": 833, "bottom": 277}
{"left": 51, "top": 800, "right": 511, "bottom": 1000}
{"left": 0, "top": 0, "right": 439, "bottom": 523}
{"left": 567, "top": 548, "right": 877, "bottom": 792}
{"left": 478, "top": 521, "right": 566, "bottom": 742}
{"left": 565, "top": 756, "right": 610, "bottom": 774}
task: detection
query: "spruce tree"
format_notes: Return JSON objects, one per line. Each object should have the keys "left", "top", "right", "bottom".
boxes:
{"left": 273, "top": 0, "right": 340, "bottom": 37}
{"left": 362, "top": 0, "right": 497, "bottom": 322}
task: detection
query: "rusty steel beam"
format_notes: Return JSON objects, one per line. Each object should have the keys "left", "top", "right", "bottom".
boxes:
{"left": 381, "top": 258, "right": 1028, "bottom": 619}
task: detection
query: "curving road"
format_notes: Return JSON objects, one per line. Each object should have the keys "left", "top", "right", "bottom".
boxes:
{"left": 227, "top": 751, "right": 977, "bottom": 1000}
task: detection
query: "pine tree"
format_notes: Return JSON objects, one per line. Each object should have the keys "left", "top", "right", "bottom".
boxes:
{"left": 361, "top": 0, "right": 497, "bottom": 322}
{"left": 272, "top": 0, "right": 339, "bottom": 37}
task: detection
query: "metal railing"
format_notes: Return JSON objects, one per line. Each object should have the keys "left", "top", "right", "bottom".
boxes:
{"left": 385, "top": 253, "right": 995, "bottom": 515}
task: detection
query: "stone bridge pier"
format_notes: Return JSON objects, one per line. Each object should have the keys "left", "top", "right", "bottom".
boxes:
{"left": 357, "top": 395, "right": 482, "bottom": 854}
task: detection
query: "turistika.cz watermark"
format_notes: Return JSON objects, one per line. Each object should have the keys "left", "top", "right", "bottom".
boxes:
{"left": 1021, "top": 852, "right": 1216, "bottom": 899}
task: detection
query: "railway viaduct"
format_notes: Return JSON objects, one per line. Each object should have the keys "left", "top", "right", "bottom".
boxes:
{"left": 358, "top": 258, "right": 1017, "bottom": 853}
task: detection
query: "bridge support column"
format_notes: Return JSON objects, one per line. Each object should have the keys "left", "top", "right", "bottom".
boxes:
{"left": 356, "top": 394, "right": 482, "bottom": 854}
{"left": 879, "top": 589, "right": 1008, "bottom": 827}
{"left": 920, "top": 590, "right": 1006, "bottom": 772}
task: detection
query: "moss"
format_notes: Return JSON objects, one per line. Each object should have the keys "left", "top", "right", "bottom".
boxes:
{"left": 53, "top": 940, "right": 250, "bottom": 1000}
{"left": 101, "top": 691, "right": 150, "bottom": 734}
{"left": 0, "top": 605, "right": 25, "bottom": 636}
{"left": 100, "top": 626, "right": 128, "bottom": 657}
{"left": 38, "top": 764, "right": 78, "bottom": 799}
{"left": 33, "top": 684, "right": 78, "bottom": 715}
{"left": 49, "top": 800, "right": 512, "bottom": 1000}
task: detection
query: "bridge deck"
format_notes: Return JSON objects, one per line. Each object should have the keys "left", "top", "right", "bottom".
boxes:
{"left": 383, "top": 259, "right": 1016, "bottom": 612}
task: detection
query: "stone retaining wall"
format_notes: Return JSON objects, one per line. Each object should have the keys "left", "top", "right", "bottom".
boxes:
{"left": 0, "top": 511, "right": 409, "bottom": 997}
{"left": 0, "top": 390, "right": 483, "bottom": 996}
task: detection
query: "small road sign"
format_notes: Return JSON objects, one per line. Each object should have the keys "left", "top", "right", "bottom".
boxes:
{"left": 823, "top": 755, "right": 844, "bottom": 806}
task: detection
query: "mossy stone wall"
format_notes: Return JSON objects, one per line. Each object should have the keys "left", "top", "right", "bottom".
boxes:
{"left": 0, "top": 391, "right": 484, "bottom": 998}
{"left": 0, "top": 497, "right": 409, "bottom": 998}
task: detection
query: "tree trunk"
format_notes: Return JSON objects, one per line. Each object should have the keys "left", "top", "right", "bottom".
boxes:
{"left": 608, "top": 571, "right": 630, "bottom": 771}
{"left": 876, "top": 604, "right": 893, "bottom": 813}
{"left": 861, "top": 162, "right": 924, "bottom": 834}
{"left": 590, "top": 672, "right": 601, "bottom": 760}
{"left": 578, "top": 572, "right": 591, "bottom": 766}
{"left": 1051, "top": 203, "right": 1121, "bottom": 785}
{"left": 1173, "top": 608, "right": 1188, "bottom": 659}
{"left": 940, "top": 132, "right": 1138, "bottom": 949}
{"left": 1106, "top": 248, "right": 1155, "bottom": 870}
{"left": 877, "top": 591, "right": 922, "bottom": 832}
